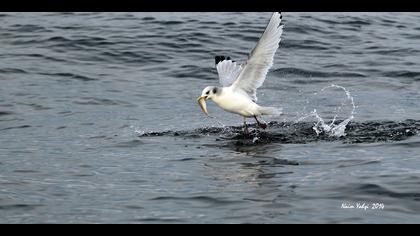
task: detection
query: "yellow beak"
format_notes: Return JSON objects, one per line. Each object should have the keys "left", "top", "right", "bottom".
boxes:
{"left": 197, "top": 96, "right": 208, "bottom": 116}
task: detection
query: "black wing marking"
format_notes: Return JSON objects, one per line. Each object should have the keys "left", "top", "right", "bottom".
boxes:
{"left": 215, "top": 55, "right": 232, "bottom": 66}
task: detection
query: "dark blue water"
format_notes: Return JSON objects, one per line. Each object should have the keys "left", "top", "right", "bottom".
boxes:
{"left": 1, "top": 12, "right": 420, "bottom": 223}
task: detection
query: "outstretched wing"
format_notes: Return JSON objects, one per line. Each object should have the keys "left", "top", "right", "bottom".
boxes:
{"left": 230, "top": 12, "right": 283, "bottom": 102}
{"left": 216, "top": 59, "right": 242, "bottom": 87}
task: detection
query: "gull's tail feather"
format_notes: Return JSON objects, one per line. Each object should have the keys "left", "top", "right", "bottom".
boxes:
{"left": 258, "top": 106, "right": 282, "bottom": 116}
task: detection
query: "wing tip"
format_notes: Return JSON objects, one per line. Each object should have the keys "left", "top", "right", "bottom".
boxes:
{"left": 215, "top": 55, "right": 235, "bottom": 66}
{"left": 273, "top": 12, "right": 282, "bottom": 19}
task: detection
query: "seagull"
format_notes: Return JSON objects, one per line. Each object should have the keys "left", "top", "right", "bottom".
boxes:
{"left": 197, "top": 12, "right": 284, "bottom": 134}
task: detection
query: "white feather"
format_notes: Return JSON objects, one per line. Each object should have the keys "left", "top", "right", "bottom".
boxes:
{"left": 230, "top": 12, "right": 283, "bottom": 102}
{"left": 216, "top": 60, "right": 242, "bottom": 87}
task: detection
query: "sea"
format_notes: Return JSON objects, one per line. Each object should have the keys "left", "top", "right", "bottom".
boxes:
{"left": 1, "top": 12, "right": 420, "bottom": 223}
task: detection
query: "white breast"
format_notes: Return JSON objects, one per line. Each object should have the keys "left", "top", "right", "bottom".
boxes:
{"left": 212, "top": 87, "right": 260, "bottom": 117}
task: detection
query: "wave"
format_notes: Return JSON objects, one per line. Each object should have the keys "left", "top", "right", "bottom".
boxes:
{"left": 39, "top": 72, "right": 97, "bottom": 81}
{"left": 0, "top": 111, "right": 14, "bottom": 116}
{"left": 272, "top": 67, "right": 366, "bottom": 78}
{"left": 382, "top": 70, "right": 420, "bottom": 79}
{"left": 0, "top": 68, "right": 28, "bottom": 74}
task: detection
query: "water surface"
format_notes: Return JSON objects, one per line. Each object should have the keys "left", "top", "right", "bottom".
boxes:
{"left": 1, "top": 12, "right": 420, "bottom": 223}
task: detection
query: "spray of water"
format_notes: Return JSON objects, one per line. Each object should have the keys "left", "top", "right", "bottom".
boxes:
{"left": 206, "top": 115, "right": 226, "bottom": 127}
{"left": 296, "top": 84, "right": 356, "bottom": 137}
{"left": 204, "top": 115, "right": 240, "bottom": 135}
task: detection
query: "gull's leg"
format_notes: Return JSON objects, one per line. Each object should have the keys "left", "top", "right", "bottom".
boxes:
{"left": 254, "top": 115, "right": 267, "bottom": 129}
{"left": 243, "top": 116, "right": 249, "bottom": 135}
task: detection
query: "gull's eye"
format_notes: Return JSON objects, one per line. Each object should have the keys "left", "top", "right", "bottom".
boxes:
{"left": 212, "top": 88, "right": 217, "bottom": 94}
{"left": 206, "top": 91, "right": 210, "bottom": 95}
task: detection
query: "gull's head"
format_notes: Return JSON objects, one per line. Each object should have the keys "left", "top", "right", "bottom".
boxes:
{"left": 197, "top": 86, "right": 219, "bottom": 116}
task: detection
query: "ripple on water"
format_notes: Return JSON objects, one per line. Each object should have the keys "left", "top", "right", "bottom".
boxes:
{"left": 73, "top": 97, "right": 134, "bottom": 106}
{"left": 0, "top": 111, "right": 14, "bottom": 116}
{"left": 150, "top": 196, "right": 238, "bottom": 206}
{"left": 0, "top": 125, "right": 31, "bottom": 131}
{"left": 332, "top": 183, "right": 420, "bottom": 205}
{"left": 0, "top": 204, "right": 44, "bottom": 211}
{"left": 39, "top": 72, "right": 98, "bottom": 81}
{"left": 112, "top": 140, "right": 144, "bottom": 148}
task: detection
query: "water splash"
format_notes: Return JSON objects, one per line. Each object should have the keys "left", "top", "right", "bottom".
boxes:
{"left": 296, "top": 84, "right": 356, "bottom": 137}
{"left": 137, "top": 119, "right": 420, "bottom": 145}
{"left": 204, "top": 115, "right": 242, "bottom": 135}
{"left": 206, "top": 115, "right": 226, "bottom": 128}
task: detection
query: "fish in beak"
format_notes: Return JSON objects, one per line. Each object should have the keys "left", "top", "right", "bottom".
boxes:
{"left": 197, "top": 96, "right": 208, "bottom": 116}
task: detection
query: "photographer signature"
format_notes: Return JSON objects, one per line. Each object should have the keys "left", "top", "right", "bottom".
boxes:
{"left": 341, "top": 202, "right": 385, "bottom": 210}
